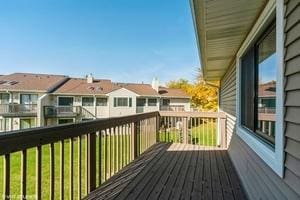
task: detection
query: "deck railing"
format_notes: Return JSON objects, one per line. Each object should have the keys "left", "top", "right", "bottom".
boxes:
{"left": 159, "top": 111, "right": 227, "bottom": 148}
{"left": 160, "top": 105, "right": 185, "bottom": 112}
{"left": 0, "top": 104, "right": 37, "bottom": 115}
{"left": 44, "top": 106, "right": 82, "bottom": 118}
{"left": 0, "top": 111, "right": 226, "bottom": 199}
{"left": 0, "top": 112, "right": 159, "bottom": 200}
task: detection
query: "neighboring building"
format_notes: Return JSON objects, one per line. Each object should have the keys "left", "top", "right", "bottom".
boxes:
{"left": 0, "top": 73, "right": 69, "bottom": 132}
{"left": 191, "top": 0, "right": 300, "bottom": 199}
{"left": 0, "top": 73, "right": 190, "bottom": 130}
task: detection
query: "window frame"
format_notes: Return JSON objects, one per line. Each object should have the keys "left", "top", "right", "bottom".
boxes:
{"left": 0, "top": 93, "right": 10, "bottom": 104}
{"left": 240, "top": 21, "right": 276, "bottom": 147}
{"left": 96, "top": 97, "right": 108, "bottom": 106}
{"left": 148, "top": 98, "right": 157, "bottom": 107}
{"left": 236, "top": 0, "right": 284, "bottom": 177}
{"left": 82, "top": 96, "right": 94, "bottom": 107}
{"left": 20, "top": 93, "right": 38, "bottom": 105}
{"left": 57, "top": 96, "right": 74, "bottom": 106}
{"left": 113, "top": 97, "right": 131, "bottom": 107}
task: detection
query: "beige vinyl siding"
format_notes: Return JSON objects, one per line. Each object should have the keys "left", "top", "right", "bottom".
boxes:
{"left": 220, "top": 62, "right": 236, "bottom": 148}
{"left": 219, "top": 61, "right": 293, "bottom": 199}
{"left": 284, "top": 0, "right": 300, "bottom": 195}
{"left": 220, "top": 6, "right": 300, "bottom": 195}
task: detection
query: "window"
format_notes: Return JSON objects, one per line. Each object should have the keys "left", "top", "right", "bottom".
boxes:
{"left": 129, "top": 98, "right": 132, "bottom": 107}
{"left": 136, "top": 98, "right": 146, "bottom": 107}
{"left": 58, "top": 97, "right": 73, "bottom": 106}
{"left": 58, "top": 118, "right": 74, "bottom": 124}
{"left": 148, "top": 98, "right": 157, "bottom": 106}
{"left": 96, "top": 98, "right": 107, "bottom": 106}
{"left": 114, "top": 97, "right": 128, "bottom": 107}
{"left": 113, "top": 97, "right": 132, "bottom": 107}
{"left": 162, "top": 99, "right": 170, "bottom": 106}
{"left": 82, "top": 97, "right": 94, "bottom": 106}
{"left": 241, "top": 22, "right": 276, "bottom": 146}
{"left": 0, "top": 93, "right": 9, "bottom": 104}
{"left": 20, "top": 118, "right": 36, "bottom": 129}
{"left": 20, "top": 94, "right": 38, "bottom": 104}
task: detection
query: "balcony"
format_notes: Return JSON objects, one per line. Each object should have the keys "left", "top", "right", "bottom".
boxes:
{"left": 0, "top": 111, "right": 246, "bottom": 200}
{"left": 44, "top": 106, "right": 82, "bottom": 118}
{"left": 0, "top": 104, "right": 37, "bottom": 117}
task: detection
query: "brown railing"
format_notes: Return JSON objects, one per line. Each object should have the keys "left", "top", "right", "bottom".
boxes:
{"left": 44, "top": 106, "right": 82, "bottom": 118}
{"left": 0, "top": 111, "right": 226, "bottom": 199}
{"left": 159, "top": 111, "right": 226, "bottom": 148}
{"left": 160, "top": 105, "right": 185, "bottom": 112}
{"left": 0, "top": 112, "right": 159, "bottom": 200}
{"left": 0, "top": 104, "right": 37, "bottom": 115}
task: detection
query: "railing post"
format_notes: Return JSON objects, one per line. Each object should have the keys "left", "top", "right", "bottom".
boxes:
{"left": 219, "top": 115, "right": 227, "bottom": 148}
{"left": 156, "top": 114, "right": 160, "bottom": 143}
{"left": 132, "top": 121, "right": 138, "bottom": 159}
{"left": 87, "top": 132, "right": 96, "bottom": 193}
{"left": 183, "top": 117, "right": 188, "bottom": 144}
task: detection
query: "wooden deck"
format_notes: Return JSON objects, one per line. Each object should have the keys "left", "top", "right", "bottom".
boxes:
{"left": 85, "top": 143, "right": 247, "bottom": 200}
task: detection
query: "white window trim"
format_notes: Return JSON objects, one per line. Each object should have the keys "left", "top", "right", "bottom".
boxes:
{"left": 81, "top": 96, "right": 95, "bottom": 107}
{"left": 57, "top": 96, "right": 74, "bottom": 107}
{"left": 114, "top": 97, "right": 131, "bottom": 107}
{"left": 235, "top": 0, "right": 284, "bottom": 177}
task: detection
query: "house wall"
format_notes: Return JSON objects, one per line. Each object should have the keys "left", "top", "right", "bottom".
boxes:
{"left": 219, "top": 1, "right": 300, "bottom": 198}
{"left": 108, "top": 88, "right": 137, "bottom": 117}
{"left": 169, "top": 98, "right": 190, "bottom": 111}
{"left": 220, "top": 62, "right": 299, "bottom": 199}
{"left": 160, "top": 98, "right": 191, "bottom": 111}
{"left": 283, "top": 0, "right": 300, "bottom": 195}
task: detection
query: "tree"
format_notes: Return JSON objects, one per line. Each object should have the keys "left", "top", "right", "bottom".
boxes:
{"left": 166, "top": 75, "right": 218, "bottom": 112}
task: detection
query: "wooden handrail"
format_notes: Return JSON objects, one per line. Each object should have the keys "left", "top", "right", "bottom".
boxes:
{"left": 159, "top": 111, "right": 226, "bottom": 118}
{"left": 0, "top": 111, "right": 159, "bottom": 156}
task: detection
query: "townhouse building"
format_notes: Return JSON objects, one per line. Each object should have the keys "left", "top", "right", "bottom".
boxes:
{"left": 0, "top": 73, "right": 190, "bottom": 131}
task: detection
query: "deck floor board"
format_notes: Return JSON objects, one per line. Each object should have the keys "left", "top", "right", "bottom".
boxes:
{"left": 85, "top": 143, "right": 247, "bottom": 200}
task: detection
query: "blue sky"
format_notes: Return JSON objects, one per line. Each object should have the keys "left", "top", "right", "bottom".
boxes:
{"left": 0, "top": 0, "right": 200, "bottom": 84}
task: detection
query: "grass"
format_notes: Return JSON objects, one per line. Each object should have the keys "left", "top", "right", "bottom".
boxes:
{"left": 0, "top": 121, "right": 215, "bottom": 199}
{"left": 0, "top": 134, "right": 135, "bottom": 200}
{"left": 159, "top": 121, "right": 217, "bottom": 146}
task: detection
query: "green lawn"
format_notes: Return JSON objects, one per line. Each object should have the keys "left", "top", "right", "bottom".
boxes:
{"left": 159, "top": 121, "right": 217, "bottom": 146}
{"left": 0, "top": 134, "right": 134, "bottom": 200}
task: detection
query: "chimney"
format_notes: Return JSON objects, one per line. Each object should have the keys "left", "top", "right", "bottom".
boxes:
{"left": 152, "top": 77, "right": 159, "bottom": 92}
{"left": 87, "top": 73, "right": 93, "bottom": 83}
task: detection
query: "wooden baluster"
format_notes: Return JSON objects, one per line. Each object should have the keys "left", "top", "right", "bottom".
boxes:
{"left": 98, "top": 131, "right": 102, "bottom": 186}
{"left": 50, "top": 143, "right": 55, "bottom": 200}
{"left": 87, "top": 132, "right": 96, "bottom": 193}
{"left": 77, "top": 136, "right": 81, "bottom": 200}
{"left": 133, "top": 121, "right": 138, "bottom": 159}
{"left": 21, "top": 150, "right": 27, "bottom": 200}
{"left": 36, "top": 146, "right": 41, "bottom": 200}
{"left": 60, "top": 140, "right": 64, "bottom": 200}
{"left": 104, "top": 129, "right": 107, "bottom": 181}
{"left": 117, "top": 126, "right": 120, "bottom": 171}
{"left": 3, "top": 154, "right": 10, "bottom": 200}
{"left": 85, "top": 134, "right": 88, "bottom": 195}
{"left": 109, "top": 129, "right": 112, "bottom": 177}
{"left": 69, "top": 138, "right": 73, "bottom": 200}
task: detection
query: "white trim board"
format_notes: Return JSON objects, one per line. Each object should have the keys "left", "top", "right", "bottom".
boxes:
{"left": 235, "top": 0, "right": 284, "bottom": 177}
